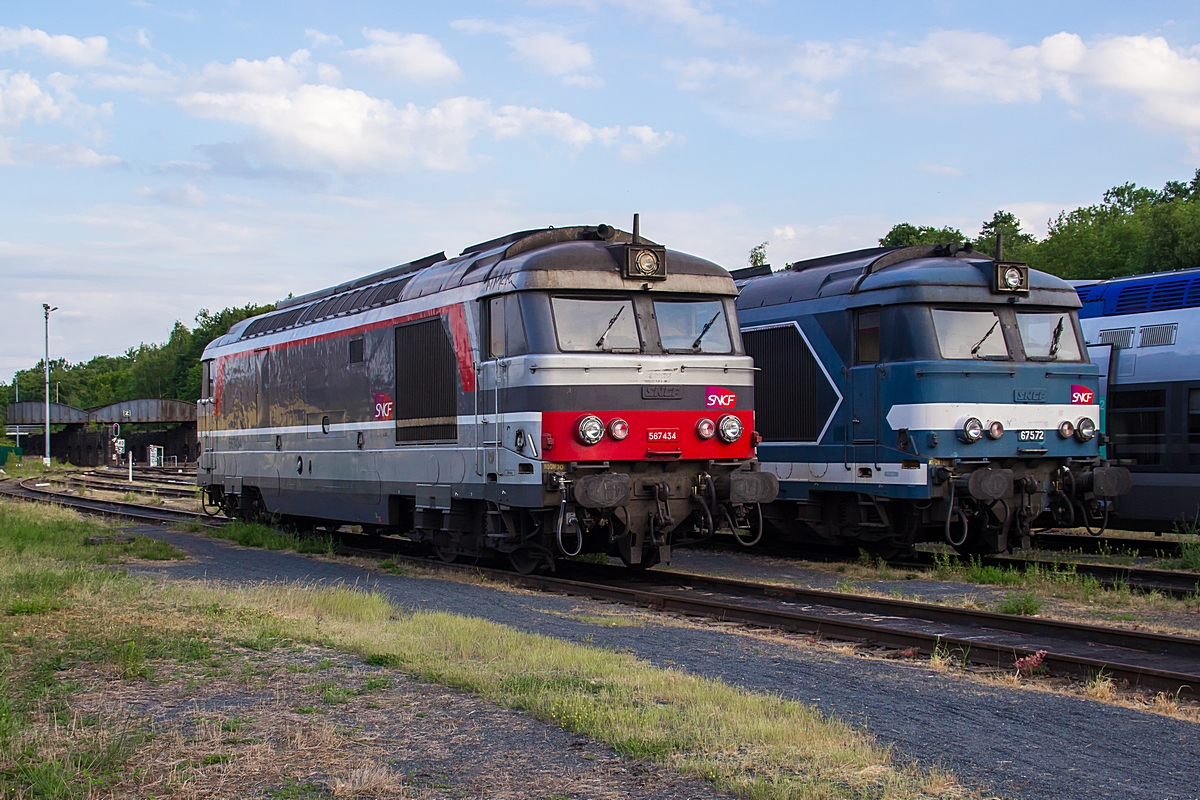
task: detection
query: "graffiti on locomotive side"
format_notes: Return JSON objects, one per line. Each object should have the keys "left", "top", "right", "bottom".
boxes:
{"left": 1070, "top": 384, "right": 1095, "bottom": 405}
{"left": 706, "top": 387, "right": 737, "bottom": 408}
{"left": 373, "top": 392, "right": 394, "bottom": 421}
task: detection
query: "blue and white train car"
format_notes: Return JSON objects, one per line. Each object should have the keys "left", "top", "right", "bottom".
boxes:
{"left": 1076, "top": 268, "right": 1200, "bottom": 531}
{"left": 733, "top": 245, "right": 1131, "bottom": 554}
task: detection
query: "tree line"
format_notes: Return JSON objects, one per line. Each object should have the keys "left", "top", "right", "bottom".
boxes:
{"left": 878, "top": 169, "right": 1200, "bottom": 280}
{"left": 0, "top": 304, "right": 271, "bottom": 444}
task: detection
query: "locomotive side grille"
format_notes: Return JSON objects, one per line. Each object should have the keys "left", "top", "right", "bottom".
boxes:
{"left": 395, "top": 318, "right": 458, "bottom": 443}
{"left": 743, "top": 326, "right": 819, "bottom": 441}
{"left": 1138, "top": 323, "right": 1177, "bottom": 348}
{"left": 1114, "top": 285, "right": 1152, "bottom": 314}
{"left": 1097, "top": 328, "right": 1135, "bottom": 349}
{"left": 1149, "top": 279, "right": 1189, "bottom": 311}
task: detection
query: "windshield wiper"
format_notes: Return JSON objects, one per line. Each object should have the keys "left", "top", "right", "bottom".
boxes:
{"left": 691, "top": 311, "right": 722, "bottom": 351}
{"left": 595, "top": 306, "right": 625, "bottom": 349}
{"left": 1048, "top": 317, "right": 1064, "bottom": 359}
{"left": 970, "top": 319, "right": 1001, "bottom": 358}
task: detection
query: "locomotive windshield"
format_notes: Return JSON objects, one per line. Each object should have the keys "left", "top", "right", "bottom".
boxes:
{"left": 654, "top": 299, "right": 732, "bottom": 353}
{"left": 551, "top": 297, "right": 641, "bottom": 352}
{"left": 1016, "top": 312, "right": 1083, "bottom": 361}
{"left": 931, "top": 309, "right": 1010, "bottom": 360}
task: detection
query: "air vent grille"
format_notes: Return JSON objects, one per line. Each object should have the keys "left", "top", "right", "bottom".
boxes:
{"left": 1098, "top": 328, "right": 1135, "bottom": 349}
{"left": 1138, "top": 323, "right": 1178, "bottom": 348}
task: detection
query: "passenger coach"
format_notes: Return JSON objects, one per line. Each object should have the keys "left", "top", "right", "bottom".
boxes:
{"left": 1076, "top": 267, "right": 1200, "bottom": 531}
{"left": 733, "top": 244, "right": 1131, "bottom": 555}
{"left": 197, "top": 223, "right": 777, "bottom": 571}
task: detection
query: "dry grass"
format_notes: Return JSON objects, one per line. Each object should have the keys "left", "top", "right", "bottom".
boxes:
{"left": 1, "top": 497, "right": 970, "bottom": 800}
{"left": 179, "top": 580, "right": 966, "bottom": 799}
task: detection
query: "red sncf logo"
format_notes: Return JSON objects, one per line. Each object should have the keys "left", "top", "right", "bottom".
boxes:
{"left": 1070, "top": 384, "right": 1095, "bottom": 405}
{"left": 706, "top": 386, "right": 737, "bottom": 408}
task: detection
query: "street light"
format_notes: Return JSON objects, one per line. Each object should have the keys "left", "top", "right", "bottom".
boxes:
{"left": 43, "top": 303, "right": 57, "bottom": 468}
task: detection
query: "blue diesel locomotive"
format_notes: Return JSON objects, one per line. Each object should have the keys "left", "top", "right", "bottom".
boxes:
{"left": 733, "top": 244, "right": 1132, "bottom": 554}
{"left": 1076, "top": 267, "right": 1200, "bottom": 531}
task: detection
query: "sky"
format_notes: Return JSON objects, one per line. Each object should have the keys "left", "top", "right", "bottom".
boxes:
{"left": 3, "top": 0, "right": 1200, "bottom": 372}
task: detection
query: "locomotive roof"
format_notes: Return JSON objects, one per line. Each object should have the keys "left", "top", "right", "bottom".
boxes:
{"left": 735, "top": 244, "right": 1082, "bottom": 310}
{"left": 221, "top": 225, "right": 735, "bottom": 344}
{"left": 1073, "top": 265, "right": 1200, "bottom": 318}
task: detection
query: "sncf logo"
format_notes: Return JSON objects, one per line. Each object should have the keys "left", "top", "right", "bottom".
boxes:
{"left": 373, "top": 392, "right": 394, "bottom": 421}
{"left": 1070, "top": 384, "right": 1095, "bottom": 405}
{"left": 706, "top": 386, "right": 737, "bottom": 408}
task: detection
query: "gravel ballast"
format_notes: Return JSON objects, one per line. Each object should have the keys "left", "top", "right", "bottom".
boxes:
{"left": 129, "top": 528, "right": 1200, "bottom": 800}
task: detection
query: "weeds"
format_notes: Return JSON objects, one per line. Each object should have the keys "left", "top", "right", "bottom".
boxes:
{"left": 1086, "top": 670, "right": 1116, "bottom": 702}
{"left": 996, "top": 592, "right": 1043, "bottom": 616}
{"left": 209, "top": 521, "right": 335, "bottom": 556}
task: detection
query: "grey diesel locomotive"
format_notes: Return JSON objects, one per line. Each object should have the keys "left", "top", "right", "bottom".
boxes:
{"left": 197, "top": 223, "right": 778, "bottom": 571}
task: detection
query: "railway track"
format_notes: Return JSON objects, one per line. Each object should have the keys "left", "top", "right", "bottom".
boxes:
{"left": 1032, "top": 531, "right": 1186, "bottom": 559}
{"left": 67, "top": 475, "right": 199, "bottom": 499}
{"left": 332, "top": 536, "right": 1200, "bottom": 696}
{"left": 5, "top": 483, "right": 1198, "bottom": 695}
{"left": 0, "top": 478, "right": 218, "bottom": 527}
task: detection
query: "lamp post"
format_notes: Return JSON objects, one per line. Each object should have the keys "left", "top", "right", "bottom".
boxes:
{"left": 43, "top": 303, "right": 57, "bottom": 467}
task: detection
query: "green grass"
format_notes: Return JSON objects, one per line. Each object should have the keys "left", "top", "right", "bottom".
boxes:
{"left": 207, "top": 521, "right": 334, "bottom": 556}
{"left": 1179, "top": 540, "right": 1200, "bottom": 572}
{"left": 995, "top": 592, "right": 1044, "bottom": 616}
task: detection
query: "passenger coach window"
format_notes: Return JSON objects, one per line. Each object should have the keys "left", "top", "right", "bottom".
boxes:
{"left": 1016, "top": 312, "right": 1083, "bottom": 362}
{"left": 1109, "top": 389, "right": 1166, "bottom": 466}
{"left": 856, "top": 309, "right": 880, "bottom": 364}
{"left": 1189, "top": 389, "right": 1200, "bottom": 467}
{"left": 551, "top": 297, "right": 640, "bottom": 352}
{"left": 653, "top": 300, "right": 731, "bottom": 353}
{"left": 931, "top": 309, "right": 1009, "bottom": 360}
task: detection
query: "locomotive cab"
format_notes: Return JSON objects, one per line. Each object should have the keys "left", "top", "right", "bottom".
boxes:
{"left": 736, "top": 244, "right": 1131, "bottom": 555}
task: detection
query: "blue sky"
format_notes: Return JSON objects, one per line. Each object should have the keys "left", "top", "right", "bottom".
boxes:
{"left": 3, "top": 0, "right": 1199, "bottom": 371}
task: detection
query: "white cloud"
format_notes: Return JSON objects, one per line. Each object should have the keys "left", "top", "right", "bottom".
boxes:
{"left": 880, "top": 31, "right": 1200, "bottom": 140}
{"left": 918, "top": 162, "right": 966, "bottom": 177}
{"left": 135, "top": 183, "right": 208, "bottom": 207}
{"left": 175, "top": 51, "right": 672, "bottom": 173}
{"left": 669, "top": 55, "right": 845, "bottom": 125}
{"left": 305, "top": 29, "right": 343, "bottom": 48}
{"left": 452, "top": 20, "right": 602, "bottom": 87}
{"left": 0, "top": 26, "right": 108, "bottom": 66}
{"left": 0, "top": 71, "right": 62, "bottom": 127}
{"left": 344, "top": 30, "right": 461, "bottom": 83}
{"left": 0, "top": 137, "right": 121, "bottom": 167}
{"left": 316, "top": 63, "right": 342, "bottom": 86}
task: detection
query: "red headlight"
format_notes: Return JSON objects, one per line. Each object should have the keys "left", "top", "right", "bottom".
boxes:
{"left": 696, "top": 418, "right": 715, "bottom": 440}
{"left": 608, "top": 418, "right": 629, "bottom": 441}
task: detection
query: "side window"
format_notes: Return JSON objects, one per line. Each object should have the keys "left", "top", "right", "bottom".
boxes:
{"left": 856, "top": 309, "right": 880, "bottom": 365}
{"left": 487, "top": 295, "right": 528, "bottom": 358}
{"left": 348, "top": 337, "right": 364, "bottom": 364}
{"left": 488, "top": 297, "right": 505, "bottom": 358}
{"left": 202, "top": 360, "right": 213, "bottom": 399}
{"left": 1189, "top": 389, "right": 1200, "bottom": 468}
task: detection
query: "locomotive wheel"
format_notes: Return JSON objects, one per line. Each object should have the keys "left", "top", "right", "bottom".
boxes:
{"left": 619, "top": 548, "right": 661, "bottom": 570}
{"left": 433, "top": 545, "right": 457, "bottom": 564}
{"left": 508, "top": 548, "right": 543, "bottom": 574}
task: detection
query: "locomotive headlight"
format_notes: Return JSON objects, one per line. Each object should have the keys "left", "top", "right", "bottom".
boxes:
{"left": 576, "top": 415, "right": 605, "bottom": 445}
{"left": 1058, "top": 420, "right": 1076, "bottom": 439}
{"left": 717, "top": 414, "right": 743, "bottom": 443}
{"left": 987, "top": 420, "right": 1005, "bottom": 440}
{"left": 608, "top": 418, "right": 630, "bottom": 441}
{"left": 633, "top": 249, "right": 659, "bottom": 276}
{"left": 696, "top": 418, "right": 716, "bottom": 440}
{"left": 1003, "top": 266, "right": 1023, "bottom": 290}
{"left": 1075, "top": 417, "right": 1096, "bottom": 442}
{"left": 961, "top": 417, "right": 984, "bottom": 443}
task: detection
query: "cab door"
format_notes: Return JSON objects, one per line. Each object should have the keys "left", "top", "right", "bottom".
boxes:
{"left": 850, "top": 309, "right": 880, "bottom": 466}
{"left": 199, "top": 360, "right": 215, "bottom": 473}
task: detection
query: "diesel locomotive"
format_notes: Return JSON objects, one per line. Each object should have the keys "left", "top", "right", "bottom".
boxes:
{"left": 732, "top": 244, "right": 1131, "bottom": 555}
{"left": 197, "top": 222, "right": 778, "bottom": 571}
